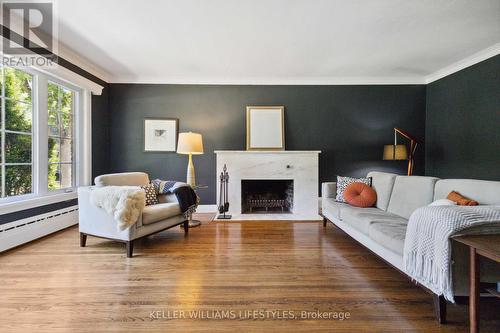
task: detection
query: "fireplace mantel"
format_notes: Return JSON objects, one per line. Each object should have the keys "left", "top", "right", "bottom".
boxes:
{"left": 214, "top": 150, "right": 322, "bottom": 154}
{"left": 215, "top": 150, "right": 321, "bottom": 221}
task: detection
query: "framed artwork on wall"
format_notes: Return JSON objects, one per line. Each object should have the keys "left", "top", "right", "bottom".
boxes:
{"left": 143, "top": 118, "right": 179, "bottom": 152}
{"left": 246, "top": 106, "right": 285, "bottom": 150}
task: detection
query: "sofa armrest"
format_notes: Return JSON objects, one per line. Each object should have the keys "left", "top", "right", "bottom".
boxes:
{"left": 77, "top": 186, "right": 136, "bottom": 241}
{"left": 322, "top": 182, "right": 337, "bottom": 199}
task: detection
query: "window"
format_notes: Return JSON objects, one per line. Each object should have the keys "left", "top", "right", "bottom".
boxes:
{"left": 1, "top": 67, "right": 34, "bottom": 198}
{"left": 0, "top": 65, "right": 83, "bottom": 203}
{"left": 48, "top": 82, "right": 74, "bottom": 190}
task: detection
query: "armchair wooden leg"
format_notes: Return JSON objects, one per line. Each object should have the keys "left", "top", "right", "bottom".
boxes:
{"left": 433, "top": 294, "right": 447, "bottom": 324}
{"left": 183, "top": 221, "right": 189, "bottom": 235}
{"left": 323, "top": 217, "right": 327, "bottom": 227}
{"left": 126, "top": 241, "right": 134, "bottom": 258}
{"left": 80, "top": 233, "right": 87, "bottom": 247}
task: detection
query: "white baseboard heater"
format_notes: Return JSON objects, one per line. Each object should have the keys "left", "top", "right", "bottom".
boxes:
{"left": 0, "top": 206, "right": 79, "bottom": 253}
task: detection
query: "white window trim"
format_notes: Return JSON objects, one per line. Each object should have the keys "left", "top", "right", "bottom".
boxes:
{"left": 0, "top": 55, "right": 102, "bottom": 215}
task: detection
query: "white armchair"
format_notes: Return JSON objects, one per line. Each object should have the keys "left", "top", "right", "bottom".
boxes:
{"left": 78, "top": 172, "right": 189, "bottom": 257}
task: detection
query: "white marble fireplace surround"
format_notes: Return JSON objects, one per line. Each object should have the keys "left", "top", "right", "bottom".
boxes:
{"left": 215, "top": 150, "right": 321, "bottom": 221}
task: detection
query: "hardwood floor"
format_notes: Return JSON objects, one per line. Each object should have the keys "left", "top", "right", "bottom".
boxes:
{"left": 1, "top": 216, "right": 499, "bottom": 332}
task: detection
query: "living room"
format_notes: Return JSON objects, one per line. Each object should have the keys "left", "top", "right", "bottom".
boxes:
{"left": 0, "top": 1, "right": 499, "bottom": 332}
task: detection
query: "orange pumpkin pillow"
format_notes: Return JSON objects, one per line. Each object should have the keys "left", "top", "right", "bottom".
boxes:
{"left": 447, "top": 191, "right": 478, "bottom": 206}
{"left": 343, "top": 182, "right": 377, "bottom": 208}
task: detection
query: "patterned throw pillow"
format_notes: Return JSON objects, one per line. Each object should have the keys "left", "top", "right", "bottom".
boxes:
{"left": 335, "top": 176, "right": 372, "bottom": 203}
{"left": 151, "top": 179, "right": 189, "bottom": 194}
{"left": 141, "top": 184, "right": 159, "bottom": 206}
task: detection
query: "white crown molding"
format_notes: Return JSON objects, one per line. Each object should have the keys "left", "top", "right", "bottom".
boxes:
{"left": 107, "top": 42, "right": 500, "bottom": 85}
{"left": 425, "top": 43, "right": 500, "bottom": 84}
{"left": 109, "top": 76, "right": 427, "bottom": 85}
{"left": 56, "top": 43, "right": 112, "bottom": 84}
{"left": 106, "top": 44, "right": 500, "bottom": 86}
{"left": 84, "top": 45, "right": 499, "bottom": 87}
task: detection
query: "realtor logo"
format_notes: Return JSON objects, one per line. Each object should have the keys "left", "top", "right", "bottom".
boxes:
{"left": 1, "top": 1, "right": 55, "bottom": 56}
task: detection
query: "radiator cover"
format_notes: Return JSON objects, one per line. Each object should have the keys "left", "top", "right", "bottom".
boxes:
{"left": 0, "top": 206, "right": 78, "bottom": 252}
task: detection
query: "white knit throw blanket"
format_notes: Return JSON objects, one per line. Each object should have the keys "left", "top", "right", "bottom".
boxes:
{"left": 90, "top": 186, "right": 146, "bottom": 231}
{"left": 403, "top": 205, "right": 500, "bottom": 302}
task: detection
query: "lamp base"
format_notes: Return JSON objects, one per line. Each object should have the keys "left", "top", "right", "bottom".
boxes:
{"left": 186, "top": 153, "right": 196, "bottom": 187}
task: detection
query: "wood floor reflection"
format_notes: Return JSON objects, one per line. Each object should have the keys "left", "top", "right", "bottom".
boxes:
{"left": 0, "top": 216, "right": 498, "bottom": 332}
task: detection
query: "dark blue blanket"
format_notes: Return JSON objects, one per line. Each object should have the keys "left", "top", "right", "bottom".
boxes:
{"left": 151, "top": 179, "right": 198, "bottom": 213}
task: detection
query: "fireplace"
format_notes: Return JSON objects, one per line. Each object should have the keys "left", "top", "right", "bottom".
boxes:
{"left": 215, "top": 150, "right": 321, "bottom": 220}
{"left": 241, "top": 179, "right": 293, "bottom": 214}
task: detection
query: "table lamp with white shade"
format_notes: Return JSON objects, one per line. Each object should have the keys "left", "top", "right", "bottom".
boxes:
{"left": 177, "top": 132, "right": 204, "bottom": 187}
{"left": 177, "top": 132, "right": 204, "bottom": 228}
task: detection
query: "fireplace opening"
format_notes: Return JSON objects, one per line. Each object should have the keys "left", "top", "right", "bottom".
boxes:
{"left": 241, "top": 179, "right": 293, "bottom": 214}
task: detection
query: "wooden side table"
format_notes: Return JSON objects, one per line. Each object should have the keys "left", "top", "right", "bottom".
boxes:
{"left": 454, "top": 235, "right": 500, "bottom": 333}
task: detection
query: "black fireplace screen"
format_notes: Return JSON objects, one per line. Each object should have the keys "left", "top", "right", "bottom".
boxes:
{"left": 241, "top": 179, "right": 293, "bottom": 214}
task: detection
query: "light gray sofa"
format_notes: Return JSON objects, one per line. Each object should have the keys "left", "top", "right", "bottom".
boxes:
{"left": 321, "top": 171, "right": 500, "bottom": 323}
{"left": 78, "top": 172, "right": 189, "bottom": 257}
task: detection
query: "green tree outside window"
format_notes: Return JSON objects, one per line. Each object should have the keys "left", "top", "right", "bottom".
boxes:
{"left": 1, "top": 67, "right": 33, "bottom": 197}
{"left": 48, "top": 82, "right": 73, "bottom": 190}
{"left": 0, "top": 67, "right": 74, "bottom": 198}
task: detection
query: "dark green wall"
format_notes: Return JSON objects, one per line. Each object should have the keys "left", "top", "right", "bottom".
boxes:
{"left": 92, "top": 86, "right": 110, "bottom": 179}
{"left": 108, "top": 84, "right": 426, "bottom": 204}
{"left": 425, "top": 55, "right": 500, "bottom": 180}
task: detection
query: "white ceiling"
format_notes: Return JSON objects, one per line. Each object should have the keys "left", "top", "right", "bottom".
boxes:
{"left": 54, "top": 0, "right": 500, "bottom": 84}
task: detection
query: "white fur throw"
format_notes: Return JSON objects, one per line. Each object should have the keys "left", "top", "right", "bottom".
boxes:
{"left": 90, "top": 186, "right": 146, "bottom": 231}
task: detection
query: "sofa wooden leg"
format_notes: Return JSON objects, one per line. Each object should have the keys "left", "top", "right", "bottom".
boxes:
{"left": 433, "top": 294, "right": 447, "bottom": 324}
{"left": 126, "top": 241, "right": 134, "bottom": 258}
{"left": 323, "top": 217, "right": 327, "bottom": 227}
{"left": 183, "top": 221, "right": 189, "bottom": 235}
{"left": 80, "top": 233, "right": 87, "bottom": 247}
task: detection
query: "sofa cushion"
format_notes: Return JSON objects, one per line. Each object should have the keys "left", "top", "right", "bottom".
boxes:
{"left": 95, "top": 172, "right": 149, "bottom": 187}
{"left": 368, "top": 221, "right": 407, "bottom": 255}
{"left": 434, "top": 179, "right": 500, "bottom": 205}
{"left": 341, "top": 206, "right": 405, "bottom": 235}
{"left": 387, "top": 175, "right": 439, "bottom": 219}
{"left": 142, "top": 202, "right": 182, "bottom": 225}
{"left": 367, "top": 171, "right": 397, "bottom": 211}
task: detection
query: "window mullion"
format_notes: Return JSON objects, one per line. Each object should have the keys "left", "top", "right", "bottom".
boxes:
{"left": 1, "top": 66, "right": 5, "bottom": 198}
{"left": 37, "top": 76, "right": 48, "bottom": 194}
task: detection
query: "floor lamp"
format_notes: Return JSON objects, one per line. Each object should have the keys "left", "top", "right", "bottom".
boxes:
{"left": 177, "top": 132, "right": 204, "bottom": 227}
{"left": 383, "top": 127, "right": 420, "bottom": 176}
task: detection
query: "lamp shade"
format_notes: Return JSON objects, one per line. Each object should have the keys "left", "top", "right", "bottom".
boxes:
{"left": 177, "top": 132, "right": 204, "bottom": 155}
{"left": 383, "top": 144, "right": 408, "bottom": 160}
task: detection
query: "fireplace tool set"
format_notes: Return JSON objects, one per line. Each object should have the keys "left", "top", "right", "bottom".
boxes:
{"left": 217, "top": 164, "right": 231, "bottom": 219}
